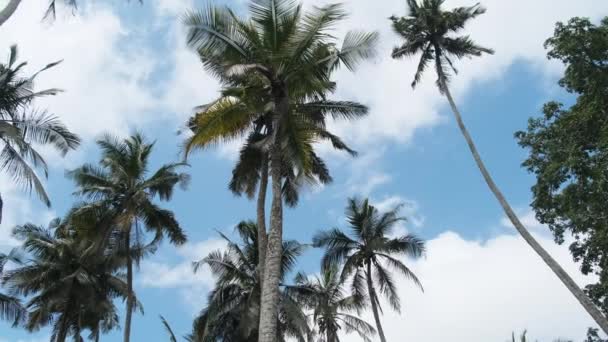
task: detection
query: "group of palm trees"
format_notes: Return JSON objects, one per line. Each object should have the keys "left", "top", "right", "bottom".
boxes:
{"left": 0, "top": 0, "right": 607, "bottom": 341}
{"left": 170, "top": 198, "right": 424, "bottom": 342}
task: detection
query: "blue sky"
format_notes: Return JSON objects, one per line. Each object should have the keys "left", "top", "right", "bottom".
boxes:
{"left": 0, "top": 0, "right": 607, "bottom": 341}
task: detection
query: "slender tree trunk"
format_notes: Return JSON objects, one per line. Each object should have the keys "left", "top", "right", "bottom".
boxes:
{"left": 258, "top": 92, "right": 287, "bottom": 342}
{"left": 0, "top": 0, "right": 21, "bottom": 27}
{"left": 440, "top": 77, "right": 608, "bottom": 334}
{"left": 366, "top": 262, "right": 387, "bottom": 342}
{"left": 257, "top": 153, "right": 269, "bottom": 281}
{"left": 56, "top": 301, "right": 73, "bottom": 342}
{"left": 326, "top": 329, "right": 332, "bottom": 342}
{"left": 123, "top": 228, "right": 134, "bottom": 342}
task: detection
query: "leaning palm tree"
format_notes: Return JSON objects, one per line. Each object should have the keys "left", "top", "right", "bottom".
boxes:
{"left": 285, "top": 264, "right": 376, "bottom": 342}
{"left": 68, "top": 133, "right": 189, "bottom": 342}
{"left": 0, "top": 45, "right": 80, "bottom": 223}
{"left": 314, "top": 198, "right": 425, "bottom": 342}
{"left": 183, "top": 3, "right": 376, "bottom": 339}
{"left": 190, "top": 221, "right": 310, "bottom": 342}
{"left": 2, "top": 218, "right": 127, "bottom": 342}
{"left": 389, "top": 0, "right": 608, "bottom": 333}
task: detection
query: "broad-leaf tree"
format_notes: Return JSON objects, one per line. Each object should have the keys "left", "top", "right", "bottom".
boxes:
{"left": 313, "top": 198, "right": 425, "bottom": 342}
{"left": 183, "top": 2, "right": 376, "bottom": 340}
{"left": 68, "top": 133, "right": 189, "bottom": 342}
{"left": 0, "top": 45, "right": 80, "bottom": 224}
{"left": 285, "top": 264, "right": 376, "bottom": 342}
{"left": 390, "top": 0, "right": 608, "bottom": 333}
{"left": 517, "top": 17, "right": 608, "bottom": 321}
{"left": 2, "top": 218, "right": 127, "bottom": 342}
{"left": 190, "top": 221, "right": 310, "bottom": 342}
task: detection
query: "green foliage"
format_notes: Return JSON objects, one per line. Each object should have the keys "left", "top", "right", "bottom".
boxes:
{"left": 516, "top": 17, "right": 608, "bottom": 313}
{"left": 182, "top": 0, "right": 376, "bottom": 204}
{"left": 189, "top": 221, "right": 310, "bottom": 342}
{"left": 0, "top": 45, "right": 80, "bottom": 223}
{"left": 313, "top": 197, "right": 425, "bottom": 336}
{"left": 285, "top": 264, "right": 376, "bottom": 342}
{"left": 2, "top": 217, "right": 128, "bottom": 341}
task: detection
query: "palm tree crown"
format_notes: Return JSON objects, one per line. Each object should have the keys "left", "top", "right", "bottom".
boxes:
{"left": 0, "top": 45, "right": 80, "bottom": 223}
{"left": 2, "top": 218, "right": 127, "bottom": 342}
{"left": 390, "top": 0, "right": 494, "bottom": 91}
{"left": 286, "top": 264, "right": 376, "bottom": 342}
{"left": 68, "top": 133, "right": 189, "bottom": 342}
{"left": 314, "top": 197, "right": 425, "bottom": 342}
{"left": 190, "top": 221, "right": 310, "bottom": 342}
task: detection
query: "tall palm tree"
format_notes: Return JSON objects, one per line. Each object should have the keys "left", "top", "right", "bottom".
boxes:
{"left": 2, "top": 218, "right": 128, "bottom": 342}
{"left": 68, "top": 133, "right": 189, "bottom": 342}
{"left": 389, "top": 0, "right": 608, "bottom": 333}
{"left": 285, "top": 264, "right": 376, "bottom": 342}
{"left": 186, "top": 82, "right": 363, "bottom": 282}
{"left": 190, "top": 221, "right": 310, "bottom": 342}
{"left": 314, "top": 198, "right": 425, "bottom": 342}
{"left": 183, "top": 3, "right": 376, "bottom": 339}
{"left": 0, "top": 248, "right": 26, "bottom": 324}
{"left": 0, "top": 45, "right": 80, "bottom": 223}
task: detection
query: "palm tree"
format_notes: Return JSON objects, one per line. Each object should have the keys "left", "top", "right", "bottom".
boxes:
{"left": 183, "top": 3, "right": 377, "bottom": 339}
{"left": 0, "top": 45, "right": 80, "bottom": 223}
{"left": 190, "top": 221, "right": 310, "bottom": 342}
{"left": 2, "top": 218, "right": 128, "bottom": 342}
{"left": 314, "top": 198, "right": 425, "bottom": 342}
{"left": 185, "top": 83, "right": 363, "bottom": 282}
{"left": 68, "top": 133, "right": 189, "bottom": 342}
{"left": 285, "top": 264, "right": 376, "bottom": 342}
{"left": 0, "top": 248, "right": 26, "bottom": 324}
{"left": 389, "top": 0, "right": 608, "bottom": 333}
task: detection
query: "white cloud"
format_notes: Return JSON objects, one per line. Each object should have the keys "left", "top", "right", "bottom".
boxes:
{"left": 0, "top": 178, "right": 55, "bottom": 248}
{"left": 341, "top": 230, "right": 600, "bottom": 342}
{"left": 0, "top": 1, "right": 160, "bottom": 145}
{"left": 306, "top": 0, "right": 608, "bottom": 148}
{"left": 139, "top": 238, "right": 227, "bottom": 311}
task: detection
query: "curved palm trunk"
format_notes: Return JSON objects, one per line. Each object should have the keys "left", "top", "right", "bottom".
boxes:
{"left": 257, "top": 154, "right": 269, "bottom": 282}
{"left": 440, "top": 77, "right": 608, "bottom": 334}
{"left": 0, "top": 0, "right": 21, "bottom": 27}
{"left": 123, "top": 228, "right": 134, "bottom": 342}
{"left": 366, "top": 262, "right": 387, "bottom": 342}
{"left": 258, "top": 94, "right": 287, "bottom": 342}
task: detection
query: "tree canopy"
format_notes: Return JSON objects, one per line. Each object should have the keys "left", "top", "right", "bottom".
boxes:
{"left": 516, "top": 17, "right": 608, "bottom": 314}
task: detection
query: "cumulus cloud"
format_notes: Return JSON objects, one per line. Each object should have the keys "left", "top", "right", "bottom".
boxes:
{"left": 305, "top": 0, "right": 608, "bottom": 148}
{"left": 341, "top": 230, "right": 599, "bottom": 342}
{"left": 139, "top": 238, "right": 227, "bottom": 311}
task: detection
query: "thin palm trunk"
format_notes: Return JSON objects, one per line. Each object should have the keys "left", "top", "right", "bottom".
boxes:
{"left": 257, "top": 154, "right": 269, "bottom": 282}
{"left": 123, "top": 227, "right": 134, "bottom": 342}
{"left": 56, "top": 299, "right": 73, "bottom": 342}
{"left": 439, "top": 76, "right": 608, "bottom": 334}
{"left": 0, "top": 0, "right": 21, "bottom": 27}
{"left": 366, "top": 262, "right": 386, "bottom": 342}
{"left": 259, "top": 94, "right": 287, "bottom": 342}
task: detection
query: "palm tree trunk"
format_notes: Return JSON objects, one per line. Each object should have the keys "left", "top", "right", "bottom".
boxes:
{"left": 440, "top": 77, "right": 608, "bottom": 334}
{"left": 123, "top": 228, "right": 134, "bottom": 342}
{"left": 257, "top": 153, "right": 269, "bottom": 282}
{"left": 366, "top": 262, "right": 387, "bottom": 342}
{"left": 258, "top": 93, "right": 287, "bottom": 342}
{"left": 56, "top": 301, "right": 73, "bottom": 342}
{"left": 0, "top": 0, "right": 21, "bottom": 27}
